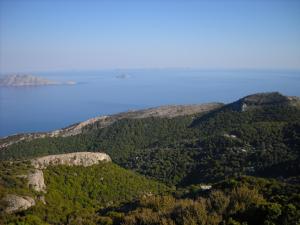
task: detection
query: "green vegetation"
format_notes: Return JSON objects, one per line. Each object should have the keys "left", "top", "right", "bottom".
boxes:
{"left": 1, "top": 160, "right": 299, "bottom": 225}
{"left": 97, "top": 176, "right": 300, "bottom": 225}
{"left": 0, "top": 92, "right": 300, "bottom": 224}
{"left": 0, "top": 161, "right": 33, "bottom": 199}
{"left": 0, "top": 162, "right": 169, "bottom": 224}
{"left": 1, "top": 95, "right": 300, "bottom": 186}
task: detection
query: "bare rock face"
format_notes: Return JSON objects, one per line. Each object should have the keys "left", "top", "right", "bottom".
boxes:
{"left": 2, "top": 195, "right": 35, "bottom": 213}
{"left": 31, "top": 152, "right": 111, "bottom": 169}
{"left": 28, "top": 169, "right": 46, "bottom": 192}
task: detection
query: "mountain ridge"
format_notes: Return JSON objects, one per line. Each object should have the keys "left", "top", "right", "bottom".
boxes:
{"left": 0, "top": 103, "right": 222, "bottom": 149}
{"left": 2, "top": 92, "right": 299, "bottom": 150}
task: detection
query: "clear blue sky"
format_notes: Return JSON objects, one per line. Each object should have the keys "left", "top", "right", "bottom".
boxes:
{"left": 0, "top": 0, "right": 300, "bottom": 73}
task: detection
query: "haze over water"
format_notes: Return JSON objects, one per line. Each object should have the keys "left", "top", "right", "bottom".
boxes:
{"left": 1, "top": 69, "right": 300, "bottom": 137}
{"left": 1, "top": 1, "right": 300, "bottom": 137}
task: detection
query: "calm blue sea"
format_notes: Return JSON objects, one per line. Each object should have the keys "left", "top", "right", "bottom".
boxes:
{"left": 1, "top": 69, "right": 300, "bottom": 137}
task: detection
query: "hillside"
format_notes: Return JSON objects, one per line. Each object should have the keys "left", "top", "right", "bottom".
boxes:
{"left": 0, "top": 155, "right": 169, "bottom": 224}
{"left": 1, "top": 159, "right": 299, "bottom": 224}
{"left": 1, "top": 92, "right": 299, "bottom": 186}
{"left": 104, "top": 176, "right": 300, "bottom": 225}
{"left": 0, "top": 92, "right": 300, "bottom": 224}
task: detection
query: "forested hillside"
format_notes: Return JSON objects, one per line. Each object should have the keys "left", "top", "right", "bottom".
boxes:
{"left": 1, "top": 160, "right": 299, "bottom": 224}
{"left": 1, "top": 92, "right": 300, "bottom": 185}
{"left": 0, "top": 161, "right": 169, "bottom": 224}
{"left": 0, "top": 92, "right": 300, "bottom": 224}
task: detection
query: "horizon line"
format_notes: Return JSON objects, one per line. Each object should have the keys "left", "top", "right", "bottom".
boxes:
{"left": 1, "top": 67, "right": 300, "bottom": 75}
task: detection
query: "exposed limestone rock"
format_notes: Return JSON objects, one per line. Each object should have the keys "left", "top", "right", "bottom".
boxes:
{"left": 200, "top": 185, "right": 212, "bottom": 190}
{"left": 31, "top": 152, "right": 111, "bottom": 169}
{"left": 241, "top": 103, "right": 247, "bottom": 112}
{"left": 27, "top": 152, "right": 111, "bottom": 194}
{"left": 28, "top": 169, "right": 46, "bottom": 192}
{"left": 2, "top": 195, "right": 35, "bottom": 213}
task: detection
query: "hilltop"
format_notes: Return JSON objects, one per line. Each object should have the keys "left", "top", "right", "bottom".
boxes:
{"left": 227, "top": 92, "right": 300, "bottom": 111}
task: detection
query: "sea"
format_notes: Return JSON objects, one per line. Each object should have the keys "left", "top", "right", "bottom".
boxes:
{"left": 1, "top": 69, "right": 300, "bottom": 137}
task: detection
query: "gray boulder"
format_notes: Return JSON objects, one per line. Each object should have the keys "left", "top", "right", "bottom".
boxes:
{"left": 2, "top": 195, "right": 35, "bottom": 213}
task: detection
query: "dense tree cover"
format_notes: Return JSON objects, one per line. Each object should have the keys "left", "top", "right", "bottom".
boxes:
{"left": 0, "top": 161, "right": 33, "bottom": 200}
{"left": 0, "top": 93, "right": 300, "bottom": 224}
{"left": 0, "top": 162, "right": 169, "bottom": 224}
{"left": 1, "top": 159, "right": 299, "bottom": 225}
{"left": 96, "top": 176, "right": 300, "bottom": 225}
{"left": 1, "top": 101, "right": 300, "bottom": 186}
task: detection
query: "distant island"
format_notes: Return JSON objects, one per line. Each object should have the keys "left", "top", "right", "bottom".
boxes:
{"left": 0, "top": 74, "right": 76, "bottom": 87}
{"left": 115, "top": 74, "right": 130, "bottom": 79}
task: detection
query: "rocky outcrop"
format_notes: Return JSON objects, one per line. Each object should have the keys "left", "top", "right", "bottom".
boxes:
{"left": 2, "top": 195, "right": 35, "bottom": 213}
{"left": 28, "top": 169, "right": 46, "bottom": 192}
{"left": 27, "top": 152, "right": 110, "bottom": 194}
{"left": 228, "top": 92, "right": 300, "bottom": 112}
{"left": 2, "top": 152, "right": 111, "bottom": 214}
{"left": 31, "top": 152, "right": 111, "bottom": 169}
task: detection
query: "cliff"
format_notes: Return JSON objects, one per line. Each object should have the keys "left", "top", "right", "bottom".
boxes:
{"left": 31, "top": 152, "right": 111, "bottom": 169}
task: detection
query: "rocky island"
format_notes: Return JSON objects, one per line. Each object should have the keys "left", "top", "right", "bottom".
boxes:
{"left": 115, "top": 74, "right": 130, "bottom": 79}
{"left": 0, "top": 74, "right": 76, "bottom": 87}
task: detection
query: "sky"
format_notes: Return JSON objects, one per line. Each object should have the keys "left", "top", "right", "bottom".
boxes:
{"left": 0, "top": 0, "right": 300, "bottom": 73}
